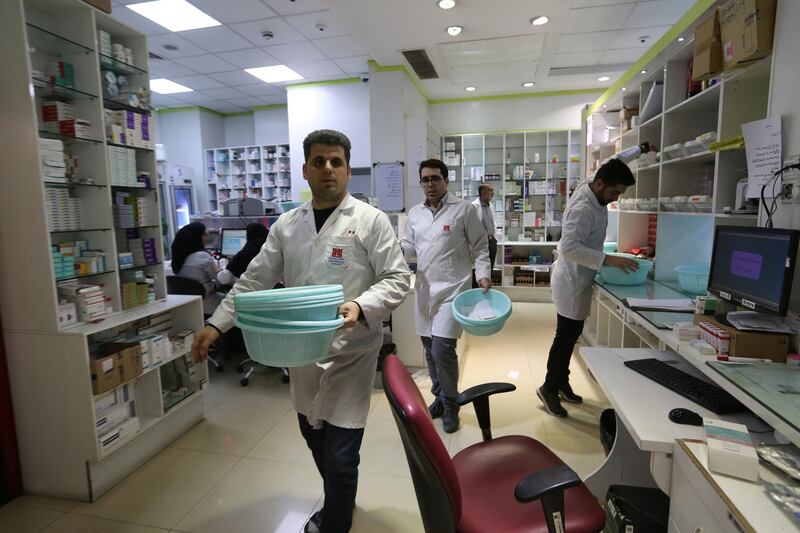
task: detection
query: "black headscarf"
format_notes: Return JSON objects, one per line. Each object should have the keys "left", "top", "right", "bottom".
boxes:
{"left": 171, "top": 222, "right": 207, "bottom": 274}
{"left": 226, "top": 223, "right": 268, "bottom": 278}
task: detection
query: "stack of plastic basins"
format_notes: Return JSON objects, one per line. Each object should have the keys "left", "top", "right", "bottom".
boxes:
{"left": 234, "top": 284, "right": 344, "bottom": 367}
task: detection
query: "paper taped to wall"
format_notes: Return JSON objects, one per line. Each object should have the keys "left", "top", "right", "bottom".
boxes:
{"left": 742, "top": 116, "right": 782, "bottom": 198}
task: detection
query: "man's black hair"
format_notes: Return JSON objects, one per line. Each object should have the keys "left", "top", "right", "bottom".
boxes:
{"left": 418, "top": 159, "right": 448, "bottom": 179}
{"left": 594, "top": 158, "right": 635, "bottom": 187}
{"left": 303, "top": 129, "right": 352, "bottom": 164}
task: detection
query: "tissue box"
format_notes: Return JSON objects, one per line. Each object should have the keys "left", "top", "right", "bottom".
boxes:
{"left": 704, "top": 418, "right": 759, "bottom": 481}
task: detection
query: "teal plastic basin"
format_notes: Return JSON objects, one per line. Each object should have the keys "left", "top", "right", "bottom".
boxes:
{"left": 234, "top": 284, "right": 343, "bottom": 303}
{"left": 237, "top": 312, "right": 344, "bottom": 329}
{"left": 598, "top": 256, "right": 653, "bottom": 285}
{"left": 236, "top": 299, "right": 343, "bottom": 321}
{"left": 603, "top": 242, "right": 618, "bottom": 253}
{"left": 451, "top": 289, "right": 512, "bottom": 336}
{"left": 674, "top": 265, "right": 710, "bottom": 295}
{"left": 234, "top": 317, "right": 340, "bottom": 367}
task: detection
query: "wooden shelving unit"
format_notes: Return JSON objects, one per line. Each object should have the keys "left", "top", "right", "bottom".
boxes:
{"left": 205, "top": 143, "right": 292, "bottom": 212}
{"left": 0, "top": 0, "right": 207, "bottom": 501}
{"left": 441, "top": 129, "right": 582, "bottom": 291}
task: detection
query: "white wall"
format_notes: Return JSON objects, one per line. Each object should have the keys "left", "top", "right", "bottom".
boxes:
{"left": 428, "top": 92, "right": 600, "bottom": 134}
{"left": 223, "top": 114, "right": 255, "bottom": 146}
{"left": 254, "top": 106, "right": 289, "bottom": 145}
{"left": 287, "top": 82, "right": 371, "bottom": 200}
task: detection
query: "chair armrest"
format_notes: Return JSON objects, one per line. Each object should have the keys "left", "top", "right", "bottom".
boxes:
{"left": 514, "top": 464, "right": 581, "bottom": 503}
{"left": 456, "top": 383, "right": 516, "bottom": 441}
{"left": 515, "top": 465, "right": 582, "bottom": 533}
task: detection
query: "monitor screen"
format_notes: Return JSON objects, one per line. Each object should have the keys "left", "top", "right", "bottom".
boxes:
{"left": 221, "top": 229, "right": 247, "bottom": 257}
{"left": 708, "top": 226, "right": 799, "bottom": 315}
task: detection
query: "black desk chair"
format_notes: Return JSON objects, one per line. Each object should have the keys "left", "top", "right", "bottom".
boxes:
{"left": 166, "top": 275, "right": 223, "bottom": 372}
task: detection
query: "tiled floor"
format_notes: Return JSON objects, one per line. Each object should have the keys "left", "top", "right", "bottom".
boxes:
{"left": 0, "top": 302, "right": 610, "bottom": 533}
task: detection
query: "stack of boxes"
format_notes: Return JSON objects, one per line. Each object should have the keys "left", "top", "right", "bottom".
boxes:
{"left": 57, "top": 281, "right": 109, "bottom": 323}
{"left": 40, "top": 100, "right": 91, "bottom": 139}
{"left": 39, "top": 138, "right": 66, "bottom": 183}
{"left": 698, "top": 321, "right": 731, "bottom": 355}
{"left": 108, "top": 145, "right": 137, "bottom": 186}
{"left": 51, "top": 247, "right": 75, "bottom": 280}
{"left": 45, "top": 188, "right": 81, "bottom": 231}
{"left": 120, "top": 269, "right": 155, "bottom": 309}
{"left": 647, "top": 214, "right": 658, "bottom": 252}
{"left": 105, "top": 110, "right": 153, "bottom": 149}
{"left": 98, "top": 29, "right": 113, "bottom": 60}
{"left": 118, "top": 252, "right": 134, "bottom": 269}
{"left": 129, "top": 237, "right": 157, "bottom": 266}
{"left": 47, "top": 61, "right": 74, "bottom": 88}
{"left": 51, "top": 240, "right": 108, "bottom": 279}
{"left": 113, "top": 191, "right": 150, "bottom": 228}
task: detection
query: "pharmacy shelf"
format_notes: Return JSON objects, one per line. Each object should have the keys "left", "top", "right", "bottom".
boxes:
{"left": 26, "top": 22, "right": 94, "bottom": 56}
{"left": 38, "top": 130, "right": 103, "bottom": 145}
{"left": 121, "top": 261, "right": 162, "bottom": 270}
{"left": 32, "top": 78, "right": 97, "bottom": 100}
{"left": 50, "top": 227, "right": 112, "bottom": 234}
{"left": 62, "top": 295, "right": 198, "bottom": 336}
{"left": 111, "top": 184, "right": 154, "bottom": 191}
{"left": 107, "top": 141, "right": 153, "bottom": 152}
{"left": 661, "top": 150, "right": 715, "bottom": 166}
{"left": 664, "top": 82, "right": 720, "bottom": 115}
{"left": 44, "top": 181, "right": 106, "bottom": 188}
{"left": 55, "top": 269, "right": 116, "bottom": 282}
{"left": 115, "top": 224, "right": 159, "bottom": 230}
{"left": 99, "top": 53, "right": 147, "bottom": 76}
{"left": 103, "top": 99, "right": 151, "bottom": 114}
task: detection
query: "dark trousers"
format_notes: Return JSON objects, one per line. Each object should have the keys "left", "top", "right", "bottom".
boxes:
{"left": 543, "top": 314, "right": 585, "bottom": 394}
{"left": 421, "top": 336, "right": 459, "bottom": 408}
{"left": 472, "top": 236, "right": 498, "bottom": 287}
{"left": 298, "top": 414, "right": 365, "bottom": 533}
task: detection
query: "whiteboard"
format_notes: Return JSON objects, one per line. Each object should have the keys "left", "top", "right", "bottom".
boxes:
{"left": 374, "top": 162, "right": 405, "bottom": 212}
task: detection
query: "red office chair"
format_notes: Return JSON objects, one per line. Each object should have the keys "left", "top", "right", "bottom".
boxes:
{"left": 382, "top": 355, "right": 605, "bottom": 533}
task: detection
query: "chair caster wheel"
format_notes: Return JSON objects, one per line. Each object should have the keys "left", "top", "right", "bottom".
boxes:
{"left": 216, "top": 365, "right": 224, "bottom": 372}
{"left": 240, "top": 378, "right": 249, "bottom": 387}
{"left": 281, "top": 374, "right": 290, "bottom": 384}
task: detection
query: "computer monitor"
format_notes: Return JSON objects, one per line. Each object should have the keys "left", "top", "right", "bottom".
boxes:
{"left": 708, "top": 226, "right": 800, "bottom": 316}
{"left": 221, "top": 229, "right": 247, "bottom": 257}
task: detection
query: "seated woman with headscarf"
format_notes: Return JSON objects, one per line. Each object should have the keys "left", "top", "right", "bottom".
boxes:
{"left": 217, "top": 223, "right": 268, "bottom": 286}
{"left": 170, "top": 222, "right": 223, "bottom": 314}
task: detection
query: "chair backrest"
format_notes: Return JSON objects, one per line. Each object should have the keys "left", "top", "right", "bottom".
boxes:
{"left": 166, "top": 275, "right": 206, "bottom": 297}
{"left": 382, "top": 355, "right": 461, "bottom": 533}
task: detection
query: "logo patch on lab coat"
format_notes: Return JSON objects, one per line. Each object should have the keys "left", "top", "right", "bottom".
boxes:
{"left": 442, "top": 224, "right": 451, "bottom": 234}
{"left": 329, "top": 247, "right": 345, "bottom": 266}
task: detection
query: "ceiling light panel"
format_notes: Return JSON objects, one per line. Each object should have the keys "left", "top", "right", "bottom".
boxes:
{"left": 245, "top": 65, "right": 304, "bottom": 83}
{"left": 447, "top": 25, "right": 463, "bottom": 36}
{"left": 438, "top": 0, "right": 456, "bottom": 9}
{"left": 128, "top": 0, "right": 221, "bottom": 32}
{"left": 150, "top": 78, "right": 193, "bottom": 94}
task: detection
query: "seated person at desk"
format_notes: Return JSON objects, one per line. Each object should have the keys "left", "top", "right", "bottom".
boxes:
{"left": 538, "top": 157, "right": 640, "bottom": 418}
{"left": 217, "top": 223, "right": 269, "bottom": 286}
{"left": 171, "top": 222, "right": 223, "bottom": 314}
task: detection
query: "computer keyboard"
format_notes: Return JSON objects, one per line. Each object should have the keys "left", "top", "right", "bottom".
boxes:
{"left": 623, "top": 358, "right": 746, "bottom": 415}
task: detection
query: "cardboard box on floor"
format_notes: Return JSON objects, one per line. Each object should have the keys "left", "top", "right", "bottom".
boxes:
{"left": 719, "top": 0, "right": 777, "bottom": 71}
{"left": 692, "top": 11, "right": 723, "bottom": 80}
{"left": 693, "top": 315, "right": 788, "bottom": 362}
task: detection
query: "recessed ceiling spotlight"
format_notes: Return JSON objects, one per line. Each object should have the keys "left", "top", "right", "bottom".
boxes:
{"left": 602, "top": 104, "right": 607, "bottom": 108}
{"left": 150, "top": 78, "right": 193, "bottom": 94}
{"left": 530, "top": 15, "right": 549, "bottom": 26}
{"left": 446, "top": 25, "right": 463, "bottom": 36}
{"left": 597, "top": 75, "right": 611, "bottom": 82}
{"left": 465, "top": 86, "right": 477, "bottom": 92}
{"left": 163, "top": 44, "right": 178, "bottom": 51}
{"left": 678, "top": 36, "right": 685, "bottom": 42}
{"left": 641, "top": 69, "right": 647, "bottom": 74}
{"left": 522, "top": 81, "right": 535, "bottom": 88}
{"left": 437, "top": 0, "right": 456, "bottom": 9}
{"left": 621, "top": 87, "right": 627, "bottom": 91}
{"left": 127, "top": 0, "right": 221, "bottom": 32}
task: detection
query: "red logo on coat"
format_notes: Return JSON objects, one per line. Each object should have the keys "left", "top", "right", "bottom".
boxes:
{"left": 331, "top": 247, "right": 343, "bottom": 258}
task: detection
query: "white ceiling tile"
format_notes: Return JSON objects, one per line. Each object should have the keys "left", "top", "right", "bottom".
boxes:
{"left": 148, "top": 59, "right": 198, "bottom": 77}
{"left": 178, "top": 26, "right": 253, "bottom": 53}
{"left": 202, "top": 87, "right": 249, "bottom": 99}
{"left": 230, "top": 17, "right": 306, "bottom": 47}
{"left": 263, "top": 41, "right": 326, "bottom": 63}
{"left": 171, "top": 91, "right": 219, "bottom": 104}
{"left": 552, "top": 51, "right": 603, "bottom": 68}
{"left": 260, "top": 93, "right": 288, "bottom": 105}
{"left": 217, "top": 48, "right": 280, "bottom": 69}
{"left": 260, "top": 0, "right": 329, "bottom": 16}
{"left": 623, "top": 0, "right": 697, "bottom": 29}
{"left": 313, "top": 36, "right": 366, "bottom": 59}
{"left": 236, "top": 83, "right": 283, "bottom": 96}
{"left": 188, "top": 0, "right": 278, "bottom": 23}
{"left": 572, "top": 0, "right": 635, "bottom": 7}
{"left": 284, "top": 11, "right": 351, "bottom": 40}
{"left": 332, "top": 56, "right": 370, "bottom": 75}
{"left": 111, "top": 7, "right": 170, "bottom": 36}
{"left": 599, "top": 47, "right": 646, "bottom": 65}
{"left": 203, "top": 101, "right": 249, "bottom": 113}
{"left": 147, "top": 34, "right": 209, "bottom": 58}
{"left": 173, "top": 54, "right": 237, "bottom": 74}
{"left": 169, "top": 75, "right": 225, "bottom": 90}
{"left": 609, "top": 26, "right": 671, "bottom": 50}
{"left": 287, "top": 59, "right": 344, "bottom": 78}
{"left": 151, "top": 94, "right": 188, "bottom": 108}
{"left": 228, "top": 96, "right": 266, "bottom": 108}
{"left": 208, "top": 70, "right": 266, "bottom": 86}
{"left": 557, "top": 31, "right": 615, "bottom": 53}
{"left": 564, "top": 4, "right": 636, "bottom": 33}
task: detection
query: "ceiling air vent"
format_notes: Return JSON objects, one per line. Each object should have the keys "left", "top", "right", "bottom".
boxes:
{"left": 401, "top": 49, "right": 439, "bottom": 80}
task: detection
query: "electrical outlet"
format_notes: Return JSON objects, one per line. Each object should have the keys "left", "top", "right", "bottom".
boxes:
{"left": 782, "top": 183, "right": 793, "bottom": 202}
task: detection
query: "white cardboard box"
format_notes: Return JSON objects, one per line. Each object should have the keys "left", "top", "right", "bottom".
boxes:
{"left": 704, "top": 418, "right": 759, "bottom": 481}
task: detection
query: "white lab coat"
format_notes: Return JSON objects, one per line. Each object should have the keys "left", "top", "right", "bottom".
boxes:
{"left": 402, "top": 193, "right": 491, "bottom": 339}
{"left": 471, "top": 197, "right": 495, "bottom": 239}
{"left": 208, "top": 194, "right": 410, "bottom": 429}
{"left": 550, "top": 182, "right": 607, "bottom": 321}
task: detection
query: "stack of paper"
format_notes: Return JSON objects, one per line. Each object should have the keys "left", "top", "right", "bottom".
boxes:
{"left": 626, "top": 298, "right": 694, "bottom": 311}
{"left": 466, "top": 299, "right": 497, "bottom": 320}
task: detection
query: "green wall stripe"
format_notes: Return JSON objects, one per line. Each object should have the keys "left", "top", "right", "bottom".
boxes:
{"left": 252, "top": 104, "right": 288, "bottom": 112}
{"left": 285, "top": 77, "right": 361, "bottom": 90}
{"left": 429, "top": 88, "right": 603, "bottom": 105}
{"left": 583, "top": 0, "right": 716, "bottom": 119}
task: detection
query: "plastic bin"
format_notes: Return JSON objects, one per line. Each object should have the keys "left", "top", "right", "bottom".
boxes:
{"left": 236, "top": 312, "right": 344, "bottom": 330}
{"left": 603, "top": 242, "right": 618, "bottom": 253}
{"left": 598, "top": 255, "right": 653, "bottom": 285}
{"left": 674, "top": 265, "right": 710, "bottom": 295}
{"left": 235, "top": 318, "right": 340, "bottom": 367}
{"left": 452, "top": 289, "right": 512, "bottom": 336}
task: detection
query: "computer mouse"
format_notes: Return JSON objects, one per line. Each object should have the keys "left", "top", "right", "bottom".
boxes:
{"left": 668, "top": 408, "right": 703, "bottom": 426}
